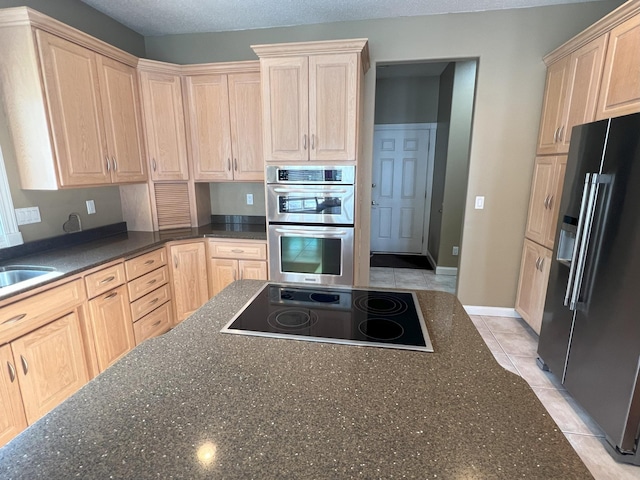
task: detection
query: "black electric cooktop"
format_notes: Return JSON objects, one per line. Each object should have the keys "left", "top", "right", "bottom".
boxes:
{"left": 221, "top": 283, "right": 434, "bottom": 352}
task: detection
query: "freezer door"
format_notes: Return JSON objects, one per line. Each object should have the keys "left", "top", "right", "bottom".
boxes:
{"left": 562, "top": 113, "right": 640, "bottom": 453}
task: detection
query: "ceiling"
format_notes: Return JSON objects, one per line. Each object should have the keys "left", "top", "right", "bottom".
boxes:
{"left": 80, "top": 0, "right": 605, "bottom": 36}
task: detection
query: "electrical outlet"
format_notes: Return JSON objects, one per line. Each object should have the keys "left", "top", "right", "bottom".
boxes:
{"left": 452, "top": 246, "right": 459, "bottom": 256}
{"left": 246, "top": 193, "right": 254, "bottom": 205}
{"left": 15, "top": 207, "right": 41, "bottom": 225}
{"left": 86, "top": 200, "right": 96, "bottom": 215}
{"left": 475, "top": 196, "right": 485, "bottom": 209}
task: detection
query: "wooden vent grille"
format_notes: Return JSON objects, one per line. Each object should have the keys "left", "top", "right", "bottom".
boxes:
{"left": 154, "top": 183, "right": 191, "bottom": 230}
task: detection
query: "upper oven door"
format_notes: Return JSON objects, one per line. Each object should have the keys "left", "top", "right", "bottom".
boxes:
{"left": 267, "top": 184, "right": 355, "bottom": 225}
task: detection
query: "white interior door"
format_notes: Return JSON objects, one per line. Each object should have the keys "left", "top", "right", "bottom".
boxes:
{"left": 370, "top": 124, "right": 434, "bottom": 254}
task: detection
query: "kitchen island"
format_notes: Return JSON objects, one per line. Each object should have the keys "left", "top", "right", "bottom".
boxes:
{"left": 0, "top": 281, "right": 592, "bottom": 479}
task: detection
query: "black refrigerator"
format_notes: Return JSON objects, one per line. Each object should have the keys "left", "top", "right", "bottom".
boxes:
{"left": 537, "top": 112, "right": 640, "bottom": 465}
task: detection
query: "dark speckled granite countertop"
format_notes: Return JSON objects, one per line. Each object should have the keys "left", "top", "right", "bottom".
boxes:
{"left": 0, "top": 224, "right": 266, "bottom": 302}
{"left": 0, "top": 281, "right": 592, "bottom": 479}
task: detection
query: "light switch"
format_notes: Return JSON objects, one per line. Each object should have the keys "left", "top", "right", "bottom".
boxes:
{"left": 246, "top": 194, "right": 254, "bottom": 205}
{"left": 15, "top": 207, "right": 41, "bottom": 225}
{"left": 475, "top": 196, "right": 485, "bottom": 209}
{"left": 86, "top": 200, "right": 96, "bottom": 214}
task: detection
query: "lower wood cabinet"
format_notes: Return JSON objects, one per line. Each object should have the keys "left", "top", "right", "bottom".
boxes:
{"left": 515, "top": 239, "right": 552, "bottom": 334}
{"left": 0, "top": 344, "right": 28, "bottom": 446}
{"left": 169, "top": 241, "right": 210, "bottom": 324}
{"left": 208, "top": 239, "right": 268, "bottom": 296}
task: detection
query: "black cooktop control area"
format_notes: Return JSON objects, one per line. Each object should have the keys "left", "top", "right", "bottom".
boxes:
{"left": 221, "top": 284, "right": 434, "bottom": 352}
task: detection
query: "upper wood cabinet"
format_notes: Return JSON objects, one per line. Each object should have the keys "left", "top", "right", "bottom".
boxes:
{"left": 0, "top": 10, "right": 146, "bottom": 189}
{"left": 168, "top": 241, "right": 210, "bottom": 324}
{"left": 253, "top": 39, "right": 369, "bottom": 162}
{"left": 537, "top": 35, "right": 607, "bottom": 155}
{"left": 597, "top": 13, "right": 640, "bottom": 120}
{"left": 185, "top": 65, "right": 264, "bottom": 181}
{"left": 138, "top": 65, "right": 190, "bottom": 181}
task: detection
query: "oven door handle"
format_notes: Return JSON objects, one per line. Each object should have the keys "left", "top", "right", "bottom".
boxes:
{"left": 272, "top": 227, "right": 350, "bottom": 238}
{"left": 271, "top": 187, "right": 350, "bottom": 194}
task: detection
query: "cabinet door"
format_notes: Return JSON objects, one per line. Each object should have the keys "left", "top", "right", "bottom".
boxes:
{"left": 559, "top": 35, "right": 608, "bottom": 151}
{"left": 0, "top": 344, "right": 27, "bottom": 447}
{"left": 309, "top": 54, "right": 358, "bottom": 161}
{"left": 170, "top": 242, "right": 209, "bottom": 323}
{"left": 228, "top": 72, "right": 264, "bottom": 181}
{"left": 209, "top": 258, "right": 238, "bottom": 297}
{"left": 261, "top": 56, "right": 309, "bottom": 161}
{"left": 596, "top": 15, "right": 640, "bottom": 120}
{"left": 239, "top": 260, "right": 268, "bottom": 281}
{"left": 87, "top": 285, "right": 135, "bottom": 372}
{"left": 537, "top": 57, "right": 570, "bottom": 155}
{"left": 185, "top": 74, "right": 233, "bottom": 181}
{"left": 524, "top": 156, "right": 556, "bottom": 246}
{"left": 544, "top": 156, "right": 567, "bottom": 249}
{"left": 11, "top": 312, "right": 89, "bottom": 424}
{"left": 515, "top": 239, "right": 552, "bottom": 334}
{"left": 36, "top": 30, "right": 110, "bottom": 186}
{"left": 97, "top": 56, "right": 147, "bottom": 183}
{"left": 139, "top": 71, "right": 189, "bottom": 181}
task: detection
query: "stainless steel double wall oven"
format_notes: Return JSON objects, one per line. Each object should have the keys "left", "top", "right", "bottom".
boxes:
{"left": 266, "top": 165, "right": 355, "bottom": 286}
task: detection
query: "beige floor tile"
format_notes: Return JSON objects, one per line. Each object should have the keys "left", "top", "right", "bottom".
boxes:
{"left": 481, "top": 315, "right": 533, "bottom": 335}
{"left": 491, "top": 352, "right": 519, "bottom": 375}
{"left": 474, "top": 325, "right": 504, "bottom": 355}
{"left": 468, "top": 315, "right": 486, "bottom": 329}
{"left": 532, "top": 387, "right": 604, "bottom": 436}
{"left": 509, "top": 355, "right": 565, "bottom": 390}
{"left": 565, "top": 433, "right": 640, "bottom": 480}
{"left": 490, "top": 330, "right": 539, "bottom": 356}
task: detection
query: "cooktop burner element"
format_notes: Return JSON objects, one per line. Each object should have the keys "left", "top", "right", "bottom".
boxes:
{"left": 221, "top": 283, "right": 434, "bottom": 352}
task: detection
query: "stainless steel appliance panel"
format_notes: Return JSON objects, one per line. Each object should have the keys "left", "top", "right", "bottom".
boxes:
{"left": 266, "top": 184, "right": 355, "bottom": 224}
{"left": 266, "top": 165, "right": 355, "bottom": 184}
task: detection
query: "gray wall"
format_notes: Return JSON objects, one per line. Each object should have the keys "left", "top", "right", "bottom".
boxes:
{"left": 144, "top": 1, "right": 623, "bottom": 308}
{"left": 209, "top": 183, "right": 266, "bottom": 216}
{"left": 0, "top": 0, "right": 144, "bottom": 242}
{"left": 374, "top": 76, "right": 439, "bottom": 124}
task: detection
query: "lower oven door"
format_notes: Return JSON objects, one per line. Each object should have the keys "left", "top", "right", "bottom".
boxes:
{"left": 268, "top": 224, "right": 354, "bottom": 286}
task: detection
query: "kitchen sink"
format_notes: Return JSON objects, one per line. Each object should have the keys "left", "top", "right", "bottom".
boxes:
{"left": 0, "top": 266, "right": 59, "bottom": 289}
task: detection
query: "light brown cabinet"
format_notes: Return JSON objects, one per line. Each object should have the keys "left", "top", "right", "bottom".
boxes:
{"left": 515, "top": 240, "right": 552, "bottom": 334}
{"left": 537, "top": 35, "right": 607, "bottom": 155}
{"left": 255, "top": 40, "right": 368, "bottom": 162}
{"left": 0, "top": 344, "right": 27, "bottom": 447}
{"left": 524, "top": 156, "right": 567, "bottom": 249}
{"left": 169, "top": 241, "right": 210, "bottom": 324}
{"left": 597, "top": 13, "right": 640, "bottom": 120}
{"left": 139, "top": 68, "right": 190, "bottom": 181}
{"left": 185, "top": 70, "right": 264, "bottom": 181}
{"left": 208, "top": 239, "right": 268, "bottom": 296}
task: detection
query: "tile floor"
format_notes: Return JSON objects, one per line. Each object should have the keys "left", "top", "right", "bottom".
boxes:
{"left": 369, "top": 267, "right": 640, "bottom": 480}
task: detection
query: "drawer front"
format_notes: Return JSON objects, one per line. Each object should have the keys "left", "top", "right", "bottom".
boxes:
{"left": 0, "top": 279, "right": 85, "bottom": 345}
{"left": 125, "top": 248, "right": 167, "bottom": 281}
{"left": 85, "top": 263, "right": 126, "bottom": 299}
{"left": 130, "top": 284, "right": 171, "bottom": 322}
{"left": 127, "top": 266, "right": 169, "bottom": 302}
{"left": 133, "top": 301, "right": 173, "bottom": 345}
{"left": 209, "top": 241, "right": 267, "bottom": 260}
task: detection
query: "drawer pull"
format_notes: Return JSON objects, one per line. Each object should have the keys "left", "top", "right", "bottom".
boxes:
{"left": 147, "top": 279, "right": 158, "bottom": 286}
{"left": 20, "top": 355, "right": 28, "bottom": 375}
{"left": 151, "top": 320, "right": 162, "bottom": 327}
{"left": 100, "top": 275, "right": 116, "bottom": 284}
{"left": 144, "top": 259, "right": 155, "bottom": 266}
{"left": 105, "top": 291, "right": 118, "bottom": 300}
{"left": 2, "top": 313, "right": 27, "bottom": 325}
{"left": 7, "top": 361, "right": 16, "bottom": 382}
{"left": 148, "top": 298, "right": 159, "bottom": 307}
{"left": 231, "top": 249, "right": 245, "bottom": 254}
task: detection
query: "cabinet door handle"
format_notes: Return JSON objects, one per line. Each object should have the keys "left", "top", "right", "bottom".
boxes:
{"left": 144, "top": 259, "right": 155, "bottom": 266}
{"left": 227, "top": 158, "right": 231, "bottom": 171}
{"left": 151, "top": 320, "right": 162, "bottom": 327}
{"left": 148, "top": 298, "right": 159, "bottom": 307}
{"left": 303, "top": 134, "right": 307, "bottom": 150}
{"left": 559, "top": 125, "right": 565, "bottom": 142}
{"left": 147, "top": 279, "right": 157, "bottom": 286}
{"left": 152, "top": 158, "right": 157, "bottom": 171}
{"left": 2, "top": 313, "right": 26, "bottom": 325}
{"left": 234, "top": 158, "right": 237, "bottom": 171}
{"left": 548, "top": 195, "right": 553, "bottom": 209}
{"left": 553, "top": 127, "right": 559, "bottom": 143}
{"left": 231, "top": 249, "right": 244, "bottom": 254}
{"left": 106, "top": 156, "right": 110, "bottom": 171}
{"left": 7, "top": 361, "right": 16, "bottom": 382}
{"left": 233, "top": 270, "right": 237, "bottom": 281}
{"left": 535, "top": 257, "right": 541, "bottom": 270}
{"left": 539, "top": 258, "right": 545, "bottom": 270}
{"left": 174, "top": 256, "right": 178, "bottom": 269}
{"left": 544, "top": 195, "right": 550, "bottom": 209}
{"left": 100, "top": 275, "right": 115, "bottom": 284}
{"left": 112, "top": 157, "right": 117, "bottom": 171}
{"left": 105, "top": 291, "right": 118, "bottom": 300}
{"left": 311, "top": 134, "right": 315, "bottom": 150}
{"left": 20, "top": 355, "right": 28, "bottom": 375}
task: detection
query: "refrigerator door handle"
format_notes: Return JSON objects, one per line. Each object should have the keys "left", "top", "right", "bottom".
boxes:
{"left": 619, "top": 356, "right": 640, "bottom": 454}
{"left": 564, "top": 173, "right": 593, "bottom": 307}
{"left": 569, "top": 174, "right": 599, "bottom": 311}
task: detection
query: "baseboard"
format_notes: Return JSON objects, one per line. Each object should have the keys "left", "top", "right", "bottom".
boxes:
{"left": 463, "top": 306, "right": 522, "bottom": 318}
{"left": 435, "top": 266, "right": 457, "bottom": 276}
{"left": 425, "top": 250, "right": 436, "bottom": 270}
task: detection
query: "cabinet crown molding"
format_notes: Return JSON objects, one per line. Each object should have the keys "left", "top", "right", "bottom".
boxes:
{"left": 544, "top": 0, "right": 640, "bottom": 65}
{"left": 252, "top": 38, "right": 370, "bottom": 73}
{"left": 0, "top": 6, "right": 138, "bottom": 67}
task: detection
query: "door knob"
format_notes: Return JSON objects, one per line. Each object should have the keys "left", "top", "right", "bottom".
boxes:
{"left": 372, "top": 183, "right": 377, "bottom": 188}
{"left": 371, "top": 200, "right": 378, "bottom": 206}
